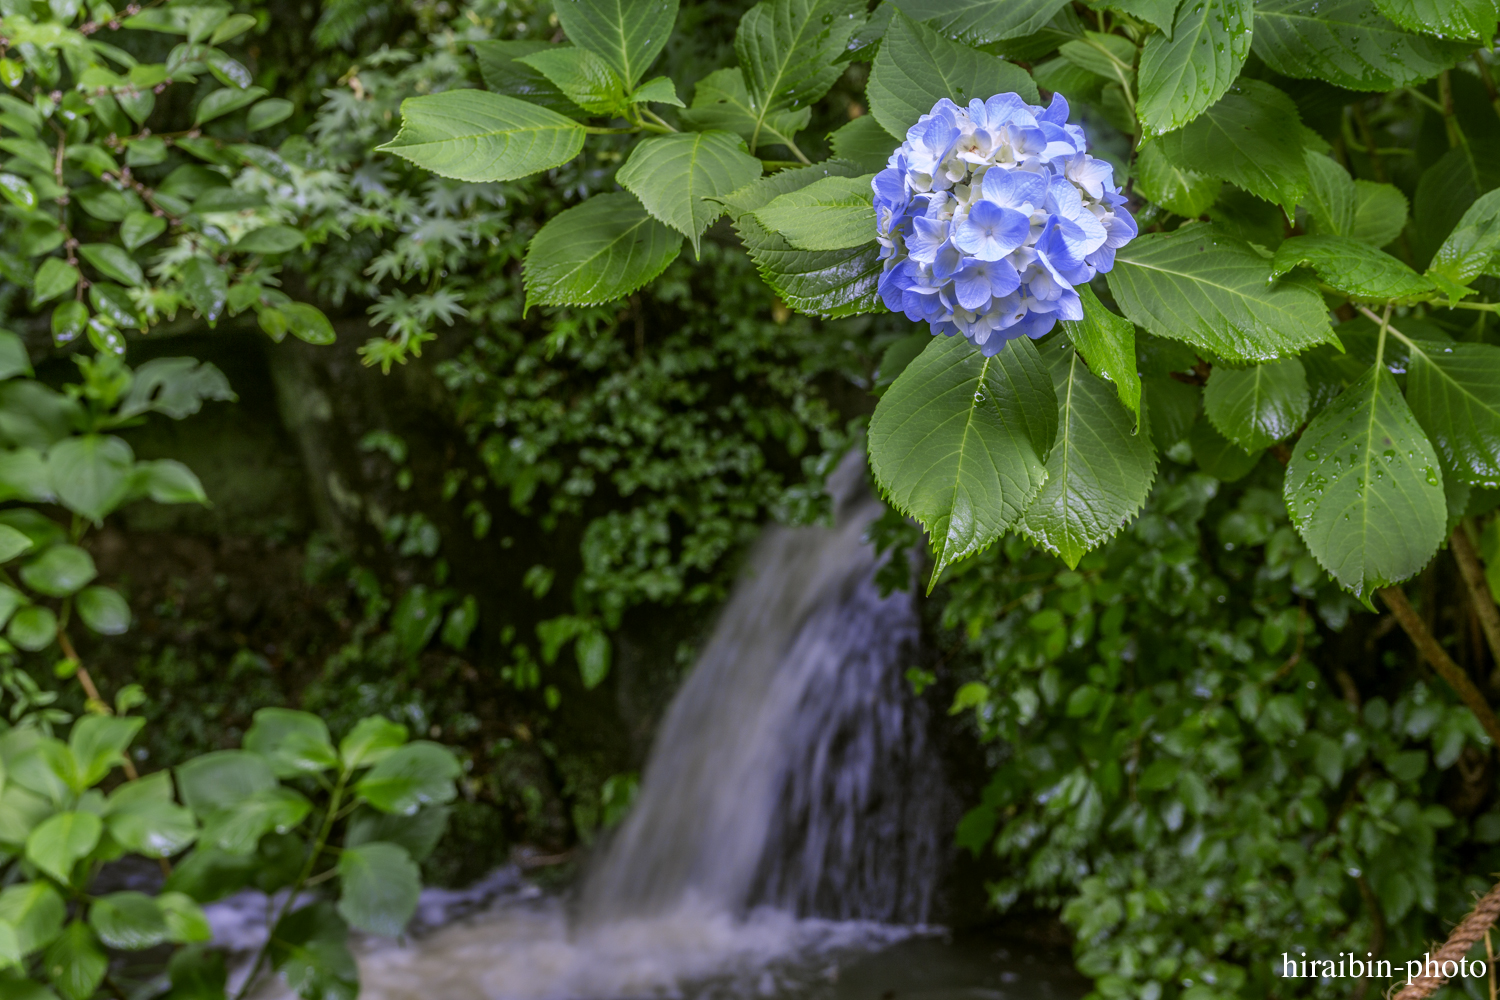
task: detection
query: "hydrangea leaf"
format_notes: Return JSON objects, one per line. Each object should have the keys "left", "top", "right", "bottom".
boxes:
{"left": 1351, "top": 180, "right": 1409, "bottom": 248}
{"left": 516, "top": 47, "right": 630, "bottom": 116}
{"left": 828, "top": 115, "right": 898, "bottom": 173}
{"left": 869, "top": 334, "right": 1055, "bottom": 589}
{"left": 472, "top": 40, "right": 589, "bottom": 120}
{"left": 552, "top": 0, "right": 678, "bottom": 88}
{"left": 522, "top": 192, "right": 683, "bottom": 311}
{"left": 1108, "top": 223, "right": 1337, "bottom": 362}
{"left": 677, "top": 68, "right": 810, "bottom": 151}
{"left": 268, "top": 903, "right": 358, "bottom": 1000}
{"left": 1108, "top": 0, "right": 1184, "bottom": 33}
{"left": 376, "top": 91, "right": 585, "bottom": 183}
{"left": 735, "top": 0, "right": 865, "bottom": 150}
{"left": 1134, "top": 136, "right": 1221, "bottom": 218}
{"left": 1271, "top": 234, "right": 1435, "bottom": 302}
{"left": 1060, "top": 284, "right": 1141, "bottom": 429}
{"left": 1410, "top": 139, "right": 1500, "bottom": 270}
{"left": 1427, "top": 190, "right": 1500, "bottom": 287}
{"left": 1203, "top": 357, "right": 1309, "bottom": 452}
{"left": 752, "top": 174, "right": 875, "bottom": 251}
{"left": 630, "top": 76, "right": 683, "bottom": 106}
{"left": 1189, "top": 418, "right": 1263, "bottom": 481}
{"left": 1303, "top": 152, "right": 1357, "bottom": 237}
{"left": 1252, "top": 0, "right": 1469, "bottom": 91}
{"left": 868, "top": 9, "right": 1038, "bottom": 139}
{"left": 1150, "top": 79, "right": 1312, "bottom": 214}
{"left": 890, "top": 0, "right": 1072, "bottom": 44}
{"left": 1019, "top": 339, "right": 1157, "bottom": 569}
{"left": 1136, "top": 0, "right": 1253, "bottom": 137}
{"left": 726, "top": 160, "right": 883, "bottom": 317}
{"left": 1400, "top": 334, "right": 1500, "bottom": 485}
{"left": 1285, "top": 360, "right": 1446, "bottom": 599}
{"left": 616, "top": 130, "right": 763, "bottom": 255}
{"left": 1369, "top": 0, "right": 1500, "bottom": 39}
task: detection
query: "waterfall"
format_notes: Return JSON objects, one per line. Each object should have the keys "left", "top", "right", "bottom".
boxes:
{"left": 323, "top": 455, "right": 953, "bottom": 1000}
{"left": 581, "top": 454, "right": 941, "bottom": 925}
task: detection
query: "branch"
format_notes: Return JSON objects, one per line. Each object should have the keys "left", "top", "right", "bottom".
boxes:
{"left": 1393, "top": 880, "right": 1500, "bottom": 999}
{"left": 1379, "top": 586, "right": 1500, "bottom": 748}
{"left": 1452, "top": 523, "right": 1500, "bottom": 675}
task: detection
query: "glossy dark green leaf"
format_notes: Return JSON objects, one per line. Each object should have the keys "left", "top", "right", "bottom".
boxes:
{"left": 1019, "top": 340, "right": 1157, "bottom": 569}
{"left": 752, "top": 174, "right": 875, "bottom": 251}
{"left": 26, "top": 811, "right": 102, "bottom": 882}
{"left": 1401, "top": 336, "right": 1500, "bottom": 486}
{"left": 867, "top": 9, "right": 1038, "bottom": 139}
{"left": 1136, "top": 0, "right": 1252, "bottom": 136}
{"left": 1061, "top": 285, "right": 1141, "bottom": 429}
{"left": 1427, "top": 190, "right": 1500, "bottom": 287}
{"left": 517, "top": 46, "right": 630, "bottom": 116}
{"left": 79, "top": 244, "right": 143, "bottom": 286}
{"left": 19, "top": 544, "right": 96, "bottom": 597}
{"left": 677, "top": 68, "right": 809, "bottom": 151}
{"left": 1302, "top": 151, "right": 1356, "bottom": 236}
{"left": 552, "top": 0, "right": 678, "bottom": 88}
{"left": 891, "top": 0, "right": 1071, "bottom": 43}
{"left": 89, "top": 892, "right": 169, "bottom": 950}
{"left": 1189, "top": 416, "right": 1263, "bottom": 481}
{"left": 1253, "top": 0, "right": 1469, "bottom": 90}
{"left": 1203, "top": 358, "right": 1309, "bottom": 452}
{"left": 1134, "top": 142, "right": 1220, "bottom": 218}
{"left": 245, "top": 708, "right": 340, "bottom": 777}
{"left": 1285, "top": 361, "right": 1446, "bottom": 598}
{"left": 269, "top": 903, "right": 358, "bottom": 1000}
{"left": 472, "top": 40, "right": 589, "bottom": 120}
{"left": 869, "top": 335, "right": 1056, "bottom": 586}
{"left": 735, "top": 0, "right": 865, "bottom": 148}
{"left": 523, "top": 192, "right": 683, "bottom": 311}
{"left": 617, "top": 131, "right": 763, "bottom": 254}
{"left": 1370, "top": 0, "right": 1499, "bottom": 39}
{"left": 1270, "top": 234, "right": 1434, "bottom": 302}
{"left": 828, "top": 115, "right": 897, "bottom": 173}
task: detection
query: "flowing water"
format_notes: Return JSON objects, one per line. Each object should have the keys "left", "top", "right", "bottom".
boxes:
{"left": 243, "top": 457, "right": 1087, "bottom": 1000}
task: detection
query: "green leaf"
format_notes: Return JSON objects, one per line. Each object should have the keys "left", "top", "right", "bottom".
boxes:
{"left": 1108, "top": 223, "right": 1336, "bottom": 362}
{"left": 1411, "top": 139, "right": 1500, "bottom": 271}
{"left": 247, "top": 97, "right": 295, "bottom": 131}
{"left": 282, "top": 302, "right": 336, "bottom": 346}
{"left": 0, "top": 172, "right": 37, "bottom": 209}
{"left": 576, "top": 626, "right": 611, "bottom": 688}
{"left": 1136, "top": 0, "right": 1252, "bottom": 136}
{"left": 1351, "top": 180, "right": 1409, "bottom": 248}
{"left": 630, "top": 75, "right": 684, "bottom": 106}
{"left": 268, "top": 903, "right": 358, "bottom": 1000}
{"left": 89, "top": 281, "right": 145, "bottom": 330}
{"left": 0, "top": 882, "right": 65, "bottom": 954}
{"left": 1428, "top": 189, "right": 1500, "bottom": 287}
{"left": 1302, "top": 151, "right": 1356, "bottom": 236}
{"left": 523, "top": 192, "right": 682, "bottom": 310}
{"left": 1370, "top": 0, "right": 1499, "bottom": 38}
{"left": 1203, "top": 358, "right": 1309, "bottom": 452}
{"left": 868, "top": 10, "right": 1038, "bottom": 140}
{"left": 0, "top": 449, "right": 54, "bottom": 505}
{"left": 1189, "top": 417, "right": 1263, "bottom": 480}
{"left": 828, "top": 115, "right": 898, "bottom": 173}
{"left": 1058, "top": 32, "right": 1136, "bottom": 87}
{"left": 678, "top": 68, "right": 809, "bottom": 151}
{"left": 120, "top": 211, "right": 166, "bottom": 251}
{"left": 120, "top": 357, "right": 235, "bottom": 420}
{"left": 1255, "top": 0, "right": 1468, "bottom": 90}
{"left": 440, "top": 595, "right": 478, "bottom": 650}
{"left": 78, "top": 244, "right": 143, "bottom": 287}
{"left": 1019, "top": 340, "right": 1158, "bottom": 569}
{"left": 868, "top": 335, "right": 1056, "bottom": 587}
{"left": 7, "top": 606, "right": 57, "bottom": 652}
{"left": 199, "top": 787, "right": 312, "bottom": 854}
{"left": 727, "top": 160, "right": 884, "bottom": 317}
{"left": 180, "top": 256, "right": 228, "bottom": 322}
{"left": 336, "top": 842, "right": 421, "bottom": 937}
{"left": 339, "top": 717, "right": 409, "bottom": 771}
{"left": 1134, "top": 141, "right": 1221, "bottom": 218}
{"left": 194, "top": 85, "right": 267, "bottom": 125}
{"left": 1060, "top": 285, "right": 1141, "bottom": 429}
{"left": 1402, "top": 336, "right": 1500, "bottom": 486}
{"left": 0, "top": 525, "right": 30, "bottom": 563}
{"left": 245, "top": 708, "right": 340, "bottom": 778}
{"left": 735, "top": 0, "right": 866, "bottom": 149}
{"left": 890, "top": 0, "right": 1071, "bottom": 43}
{"left": 346, "top": 805, "right": 451, "bottom": 863}
{"left": 26, "top": 811, "right": 102, "bottom": 882}
{"left": 32, "top": 259, "right": 77, "bottom": 305}
{"left": 355, "top": 741, "right": 461, "bottom": 815}
{"left": 376, "top": 91, "right": 586, "bottom": 183}
{"left": 48, "top": 435, "right": 133, "bottom": 522}
{"left": 0, "top": 329, "right": 32, "bottom": 381}
{"left": 167, "top": 944, "right": 228, "bottom": 999}
{"left": 70, "top": 715, "right": 144, "bottom": 786}
{"left": 472, "top": 40, "right": 589, "bottom": 120}
{"left": 616, "top": 131, "right": 763, "bottom": 254}
{"left": 1271, "top": 234, "right": 1434, "bottom": 302}
{"left": 158, "top": 892, "right": 212, "bottom": 944}
{"left": 516, "top": 47, "right": 630, "bottom": 116}
{"left": 89, "top": 892, "right": 168, "bottom": 950}
{"left": 51, "top": 302, "right": 87, "bottom": 345}
{"left": 752, "top": 174, "right": 874, "bottom": 251}
{"left": 106, "top": 774, "right": 198, "bottom": 858}
{"left": 236, "top": 225, "right": 303, "bottom": 254}
{"left": 130, "top": 459, "right": 209, "bottom": 506}
{"left": 552, "top": 0, "right": 678, "bottom": 88}
{"left": 162, "top": 848, "right": 258, "bottom": 904}
{"left": 1150, "top": 79, "right": 1312, "bottom": 213}
{"left": 44, "top": 922, "right": 105, "bottom": 1000}
{"left": 19, "top": 545, "right": 96, "bottom": 598}
{"left": 175, "top": 750, "right": 278, "bottom": 815}
{"left": 1285, "top": 360, "right": 1447, "bottom": 598}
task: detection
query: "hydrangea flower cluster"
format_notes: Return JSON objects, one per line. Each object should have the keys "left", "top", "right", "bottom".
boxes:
{"left": 873, "top": 93, "right": 1137, "bottom": 355}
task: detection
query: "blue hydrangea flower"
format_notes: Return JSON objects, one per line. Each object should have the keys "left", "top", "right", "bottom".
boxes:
{"left": 872, "top": 93, "right": 1137, "bottom": 356}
